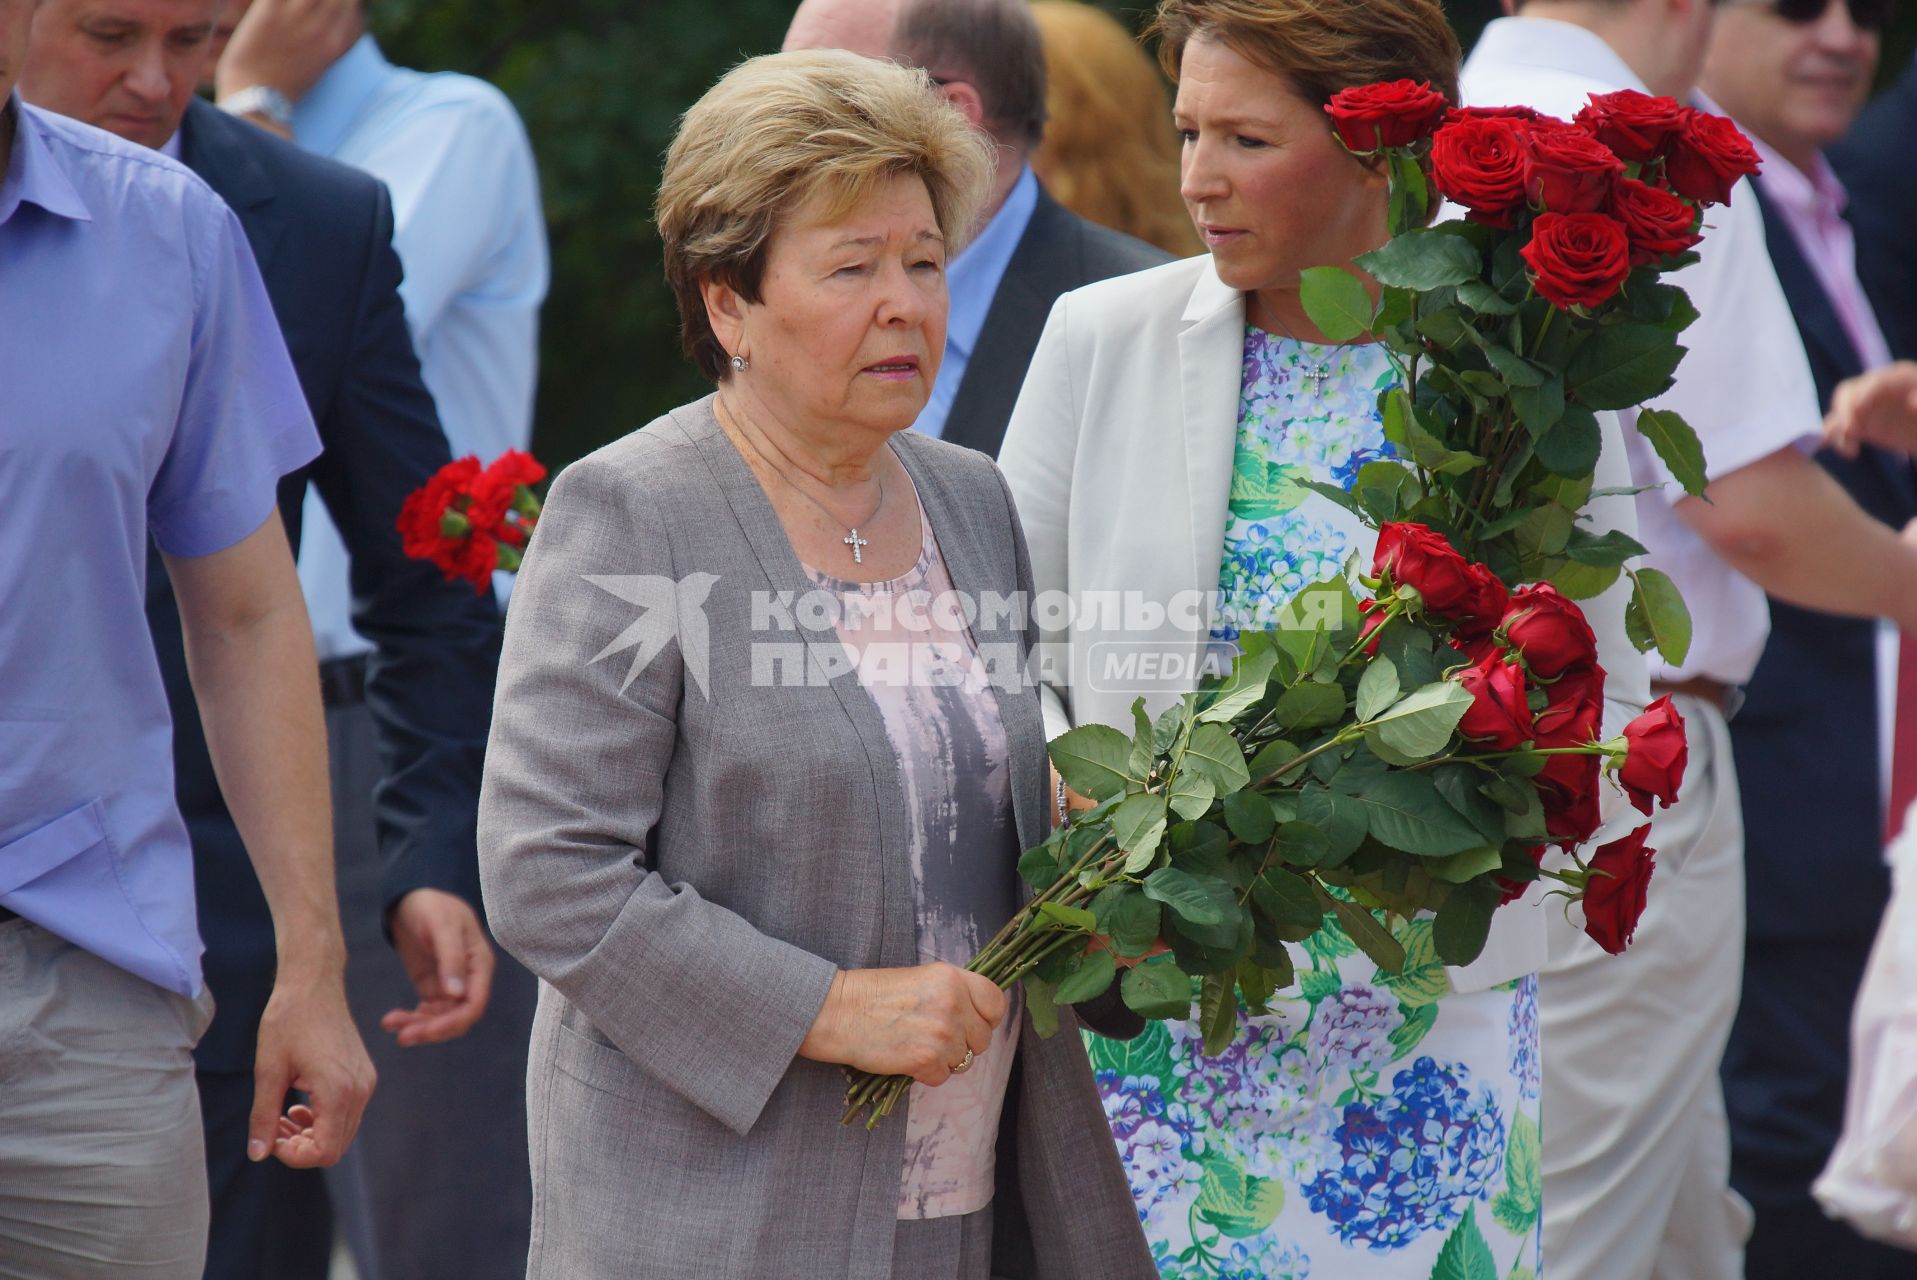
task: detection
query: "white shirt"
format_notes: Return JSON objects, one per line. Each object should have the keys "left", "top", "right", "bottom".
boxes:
{"left": 913, "top": 165, "right": 1039, "bottom": 439}
{"left": 290, "top": 35, "right": 549, "bottom": 657}
{"left": 1463, "top": 18, "right": 1823, "bottom": 686}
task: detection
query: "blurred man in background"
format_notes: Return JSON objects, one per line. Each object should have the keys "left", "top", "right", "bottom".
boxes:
{"left": 784, "top": 0, "right": 1167, "bottom": 457}
{"left": 1697, "top": 4, "right": 1917, "bottom": 1276}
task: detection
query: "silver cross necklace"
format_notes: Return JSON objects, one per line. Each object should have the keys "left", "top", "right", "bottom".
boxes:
{"left": 721, "top": 399, "right": 887, "bottom": 565}
{"left": 1261, "top": 310, "right": 1334, "bottom": 395}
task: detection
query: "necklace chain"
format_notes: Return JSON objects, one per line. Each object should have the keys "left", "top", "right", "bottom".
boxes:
{"left": 1258, "top": 309, "right": 1335, "bottom": 395}
{"left": 719, "top": 397, "right": 886, "bottom": 564}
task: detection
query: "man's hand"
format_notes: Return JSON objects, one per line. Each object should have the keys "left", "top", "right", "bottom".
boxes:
{"left": 215, "top": 0, "right": 362, "bottom": 106}
{"left": 1825, "top": 361, "right": 1917, "bottom": 458}
{"left": 251, "top": 963, "right": 376, "bottom": 1168}
{"left": 381, "top": 888, "right": 496, "bottom": 1047}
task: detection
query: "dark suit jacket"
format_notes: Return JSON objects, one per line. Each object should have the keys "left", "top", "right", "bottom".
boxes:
{"left": 939, "top": 186, "right": 1171, "bottom": 458}
{"left": 1831, "top": 56, "right": 1917, "bottom": 358}
{"left": 1729, "top": 176, "right": 1917, "bottom": 941}
{"left": 150, "top": 99, "right": 503, "bottom": 1070}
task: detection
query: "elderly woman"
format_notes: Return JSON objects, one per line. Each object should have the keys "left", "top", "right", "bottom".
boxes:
{"left": 478, "top": 50, "right": 1153, "bottom": 1280}
{"left": 997, "top": 1, "right": 1651, "bottom": 1276}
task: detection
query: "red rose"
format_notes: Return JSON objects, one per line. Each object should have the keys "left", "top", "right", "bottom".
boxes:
{"left": 1618, "top": 695, "right": 1688, "bottom": 815}
{"left": 1444, "top": 104, "right": 1542, "bottom": 127}
{"left": 1663, "top": 109, "right": 1761, "bottom": 207}
{"left": 1373, "top": 522, "right": 1478, "bottom": 614}
{"left": 1533, "top": 664, "right": 1606, "bottom": 748}
{"left": 1610, "top": 177, "right": 1703, "bottom": 266}
{"left": 1582, "top": 824, "right": 1657, "bottom": 954}
{"left": 1575, "top": 89, "right": 1689, "bottom": 164}
{"left": 1431, "top": 116, "right": 1531, "bottom": 228}
{"left": 1457, "top": 651, "right": 1534, "bottom": 749}
{"left": 1452, "top": 563, "right": 1511, "bottom": 638}
{"left": 1520, "top": 212, "right": 1632, "bottom": 312}
{"left": 1325, "top": 79, "right": 1449, "bottom": 153}
{"left": 1448, "top": 633, "right": 1502, "bottom": 669}
{"left": 1539, "top": 751, "right": 1604, "bottom": 847}
{"left": 1502, "top": 584, "right": 1599, "bottom": 678}
{"left": 1523, "top": 119, "right": 1625, "bottom": 213}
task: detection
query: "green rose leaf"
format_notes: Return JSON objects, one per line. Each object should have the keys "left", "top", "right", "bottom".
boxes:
{"left": 1198, "top": 972, "right": 1239, "bottom": 1056}
{"left": 1152, "top": 702, "right": 1188, "bottom": 755}
{"left": 1273, "top": 819, "right": 1333, "bottom": 870}
{"left": 1561, "top": 527, "right": 1649, "bottom": 567}
{"left": 1423, "top": 844, "right": 1507, "bottom": 884}
{"left": 1433, "top": 880, "right": 1501, "bottom": 967}
{"left": 1253, "top": 866, "right": 1325, "bottom": 931}
{"left": 1166, "top": 772, "right": 1218, "bottom": 824}
{"left": 1023, "top": 974, "right": 1060, "bottom": 1038}
{"left": 1514, "top": 503, "right": 1575, "bottom": 560}
{"left": 1432, "top": 1207, "right": 1500, "bottom": 1280}
{"left": 1483, "top": 341, "right": 1546, "bottom": 388}
{"left": 1492, "top": 1112, "right": 1543, "bottom": 1236}
{"left": 1278, "top": 681, "right": 1348, "bottom": 731}
{"left": 1049, "top": 724, "right": 1138, "bottom": 801}
{"left": 1625, "top": 566, "right": 1693, "bottom": 666}
{"left": 1298, "top": 265, "right": 1375, "bottom": 342}
{"left": 1456, "top": 278, "right": 1519, "bottom": 316}
{"left": 1535, "top": 404, "right": 1602, "bottom": 477}
{"left": 1223, "top": 788, "right": 1277, "bottom": 844}
{"left": 1183, "top": 722, "right": 1253, "bottom": 795}
{"left": 1194, "top": 1157, "right": 1288, "bottom": 1239}
{"left": 1235, "top": 955, "right": 1286, "bottom": 1015}
{"left": 1121, "top": 957, "right": 1195, "bottom": 1020}
{"left": 1092, "top": 886, "right": 1164, "bottom": 957}
{"left": 1199, "top": 645, "right": 1280, "bottom": 726}
{"left": 1364, "top": 681, "right": 1474, "bottom": 763}
{"left": 1322, "top": 891, "right": 1407, "bottom": 974}
{"left": 1354, "top": 229, "right": 1482, "bottom": 290}
{"left": 1351, "top": 770, "right": 1485, "bottom": 857}
{"left": 1356, "top": 654, "right": 1403, "bottom": 722}
{"left": 1143, "top": 866, "right": 1228, "bottom": 926}
{"left": 1249, "top": 738, "right": 1304, "bottom": 785}
{"left": 1112, "top": 792, "right": 1169, "bottom": 874}
{"left": 1054, "top": 947, "right": 1116, "bottom": 1005}
{"left": 1016, "top": 839, "right": 1061, "bottom": 890}
{"left": 1565, "top": 323, "right": 1686, "bottom": 411}
{"left": 1549, "top": 559, "right": 1622, "bottom": 601}
{"left": 1170, "top": 820, "right": 1232, "bottom": 878}
{"left": 1636, "top": 406, "right": 1710, "bottom": 499}
{"left": 1295, "top": 790, "right": 1369, "bottom": 864}
{"left": 1037, "top": 901, "right": 1098, "bottom": 932}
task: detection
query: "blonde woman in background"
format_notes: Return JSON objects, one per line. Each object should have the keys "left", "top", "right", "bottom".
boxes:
{"left": 1028, "top": 0, "right": 1201, "bottom": 258}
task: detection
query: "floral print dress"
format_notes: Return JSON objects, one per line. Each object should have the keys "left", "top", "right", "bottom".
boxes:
{"left": 1086, "top": 330, "right": 1545, "bottom": 1280}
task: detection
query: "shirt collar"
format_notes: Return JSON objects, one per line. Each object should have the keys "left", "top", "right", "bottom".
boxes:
{"left": 944, "top": 164, "right": 1039, "bottom": 358}
{"left": 1746, "top": 129, "right": 1845, "bottom": 225}
{"left": 0, "top": 96, "right": 93, "bottom": 228}
{"left": 1469, "top": 17, "right": 1649, "bottom": 95}
{"left": 292, "top": 33, "right": 391, "bottom": 156}
{"left": 158, "top": 128, "right": 183, "bottom": 161}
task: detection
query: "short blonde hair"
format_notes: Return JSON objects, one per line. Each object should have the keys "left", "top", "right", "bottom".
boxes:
{"left": 1030, "top": 1, "right": 1201, "bottom": 258}
{"left": 657, "top": 50, "right": 996, "bottom": 382}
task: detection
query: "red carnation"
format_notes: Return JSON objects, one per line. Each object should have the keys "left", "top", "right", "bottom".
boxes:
{"left": 1457, "top": 651, "right": 1534, "bottom": 750}
{"left": 1325, "top": 79, "right": 1449, "bottom": 153}
{"left": 1610, "top": 177, "right": 1703, "bottom": 267}
{"left": 1373, "top": 523, "right": 1476, "bottom": 615}
{"left": 1575, "top": 90, "right": 1689, "bottom": 164}
{"left": 1521, "top": 211, "right": 1633, "bottom": 311}
{"left": 1582, "top": 825, "right": 1657, "bottom": 954}
{"left": 469, "top": 449, "right": 548, "bottom": 550}
{"left": 397, "top": 451, "right": 546, "bottom": 594}
{"left": 1523, "top": 119, "right": 1625, "bottom": 214}
{"left": 1431, "top": 116, "right": 1531, "bottom": 229}
{"left": 1663, "top": 109, "right": 1761, "bottom": 207}
{"left": 1618, "top": 695, "right": 1688, "bottom": 815}
{"left": 1502, "top": 584, "right": 1600, "bottom": 678}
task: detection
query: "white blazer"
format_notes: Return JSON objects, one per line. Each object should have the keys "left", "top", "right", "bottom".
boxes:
{"left": 998, "top": 254, "right": 1652, "bottom": 991}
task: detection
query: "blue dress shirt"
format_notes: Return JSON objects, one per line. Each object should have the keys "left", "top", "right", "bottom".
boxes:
{"left": 290, "top": 36, "right": 549, "bottom": 657}
{"left": 0, "top": 99, "right": 319, "bottom": 995}
{"left": 914, "top": 165, "right": 1038, "bottom": 440}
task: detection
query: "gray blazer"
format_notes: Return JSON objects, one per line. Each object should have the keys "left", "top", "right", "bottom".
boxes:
{"left": 478, "top": 396, "right": 1155, "bottom": 1280}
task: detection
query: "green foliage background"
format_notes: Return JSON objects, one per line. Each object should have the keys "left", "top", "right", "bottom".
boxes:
{"left": 366, "top": 0, "right": 1917, "bottom": 471}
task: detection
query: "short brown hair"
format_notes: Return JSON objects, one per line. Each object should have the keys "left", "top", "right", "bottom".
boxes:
{"left": 1147, "top": 0, "right": 1461, "bottom": 111}
{"left": 894, "top": 0, "right": 1049, "bottom": 147}
{"left": 656, "top": 50, "right": 994, "bottom": 383}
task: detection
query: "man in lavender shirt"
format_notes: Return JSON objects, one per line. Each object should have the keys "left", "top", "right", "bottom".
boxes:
{"left": 0, "top": 1, "right": 373, "bottom": 1272}
{"left": 1699, "top": 6, "right": 1917, "bottom": 1277}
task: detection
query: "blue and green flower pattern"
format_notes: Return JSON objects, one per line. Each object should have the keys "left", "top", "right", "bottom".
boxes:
{"left": 1088, "top": 329, "right": 1545, "bottom": 1280}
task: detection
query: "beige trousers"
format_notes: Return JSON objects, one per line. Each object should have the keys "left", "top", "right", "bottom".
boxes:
{"left": 0, "top": 918, "right": 214, "bottom": 1279}
{"left": 1539, "top": 695, "right": 1754, "bottom": 1280}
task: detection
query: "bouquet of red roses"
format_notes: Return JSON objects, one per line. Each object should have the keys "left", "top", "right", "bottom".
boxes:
{"left": 837, "top": 82, "right": 1757, "bottom": 1128}
{"left": 396, "top": 450, "right": 547, "bottom": 594}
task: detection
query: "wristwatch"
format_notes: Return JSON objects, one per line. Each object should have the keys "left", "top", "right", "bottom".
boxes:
{"left": 218, "top": 85, "right": 295, "bottom": 130}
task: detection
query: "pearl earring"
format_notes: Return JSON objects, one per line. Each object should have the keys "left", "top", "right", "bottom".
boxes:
{"left": 730, "top": 354, "right": 748, "bottom": 373}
